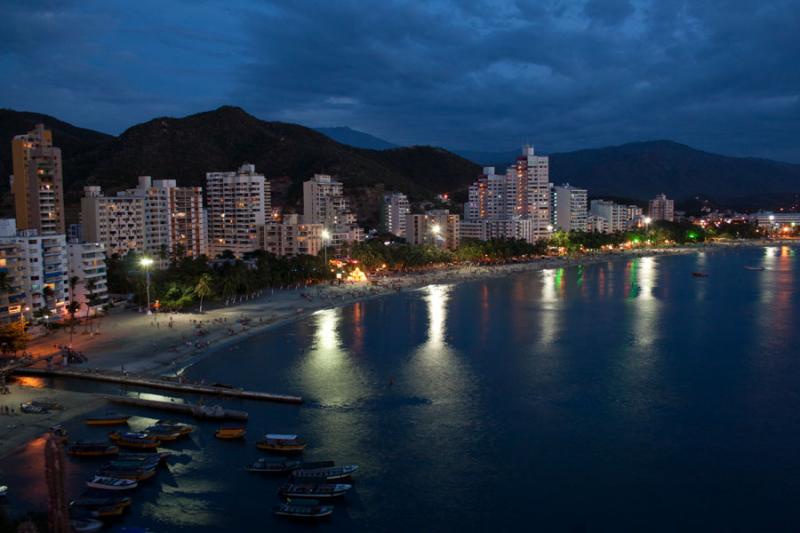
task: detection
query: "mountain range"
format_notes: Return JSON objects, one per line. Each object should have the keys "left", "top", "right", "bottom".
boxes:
{"left": 1, "top": 106, "right": 799, "bottom": 226}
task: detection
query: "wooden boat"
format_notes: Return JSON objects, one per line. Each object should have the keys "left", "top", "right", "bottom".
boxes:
{"left": 32, "top": 398, "right": 64, "bottom": 410}
{"left": 256, "top": 434, "right": 306, "bottom": 453}
{"left": 108, "top": 432, "right": 160, "bottom": 449}
{"left": 119, "top": 451, "right": 172, "bottom": 463}
{"left": 97, "top": 467, "right": 155, "bottom": 481}
{"left": 106, "top": 456, "right": 162, "bottom": 470}
{"left": 155, "top": 420, "right": 193, "bottom": 435}
{"left": 215, "top": 425, "right": 246, "bottom": 439}
{"left": 246, "top": 458, "right": 301, "bottom": 473}
{"left": 278, "top": 482, "right": 352, "bottom": 499}
{"left": 73, "top": 502, "right": 128, "bottom": 518}
{"left": 86, "top": 476, "right": 138, "bottom": 491}
{"left": 70, "top": 518, "right": 104, "bottom": 533}
{"left": 20, "top": 402, "right": 47, "bottom": 414}
{"left": 85, "top": 413, "right": 131, "bottom": 426}
{"left": 273, "top": 499, "right": 334, "bottom": 520}
{"left": 67, "top": 443, "right": 120, "bottom": 457}
{"left": 144, "top": 426, "right": 183, "bottom": 441}
{"left": 70, "top": 495, "right": 132, "bottom": 510}
{"left": 291, "top": 464, "right": 359, "bottom": 481}
{"left": 692, "top": 272, "right": 709, "bottom": 278}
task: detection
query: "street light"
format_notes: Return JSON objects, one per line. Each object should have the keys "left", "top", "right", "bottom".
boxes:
{"left": 321, "top": 229, "right": 331, "bottom": 265}
{"left": 140, "top": 257, "right": 154, "bottom": 315}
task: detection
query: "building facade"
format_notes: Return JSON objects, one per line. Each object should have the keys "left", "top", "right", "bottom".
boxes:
{"left": 552, "top": 184, "right": 588, "bottom": 232}
{"left": 10, "top": 124, "right": 66, "bottom": 234}
{"left": 302, "top": 174, "right": 363, "bottom": 249}
{"left": 258, "top": 214, "right": 324, "bottom": 257}
{"left": 381, "top": 193, "right": 410, "bottom": 237}
{"left": 589, "top": 200, "right": 642, "bottom": 233}
{"left": 81, "top": 186, "right": 146, "bottom": 257}
{"left": 206, "top": 164, "right": 269, "bottom": 258}
{"left": 0, "top": 220, "right": 29, "bottom": 324}
{"left": 67, "top": 242, "right": 109, "bottom": 315}
{"left": 407, "top": 210, "right": 460, "bottom": 250}
{"left": 648, "top": 193, "right": 674, "bottom": 222}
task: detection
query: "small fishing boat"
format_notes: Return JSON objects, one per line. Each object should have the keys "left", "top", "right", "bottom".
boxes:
{"left": 85, "top": 413, "right": 131, "bottom": 426}
{"left": 144, "top": 426, "right": 183, "bottom": 441}
{"left": 256, "top": 434, "right": 306, "bottom": 453}
{"left": 106, "top": 456, "right": 162, "bottom": 470}
{"left": 291, "top": 464, "right": 359, "bottom": 481}
{"left": 67, "top": 443, "right": 120, "bottom": 457}
{"left": 97, "top": 467, "right": 155, "bottom": 481}
{"left": 246, "top": 458, "right": 302, "bottom": 473}
{"left": 75, "top": 502, "right": 128, "bottom": 518}
{"left": 49, "top": 424, "right": 68, "bottom": 443}
{"left": 108, "top": 432, "right": 160, "bottom": 449}
{"left": 86, "top": 476, "right": 138, "bottom": 491}
{"left": 32, "top": 398, "right": 64, "bottom": 410}
{"left": 744, "top": 266, "right": 766, "bottom": 271}
{"left": 70, "top": 495, "right": 132, "bottom": 510}
{"left": 155, "top": 420, "right": 193, "bottom": 435}
{"left": 692, "top": 272, "right": 709, "bottom": 278}
{"left": 70, "top": 518, "right": 104, "bottom": 533}
{"left": 273, "top": 499, "right": 334, "bottom": 520}
{"left": 215, "top": 424, "right": 246, "bottom": 440}
{"left": 20, "top": 402, "right": 47, "bottom": 414}
{"left": 190, "top": 404, "right": 227, "bottom": 420}
{"left": 279, "top": 482, "right": 352, "bottom": 499}
{"left": 119, "top": 451, "right": 172, "bottom": 464}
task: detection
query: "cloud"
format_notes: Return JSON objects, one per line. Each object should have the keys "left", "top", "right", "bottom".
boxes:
{"left": 0, "top": 0, "right": 798, "bottom": 162}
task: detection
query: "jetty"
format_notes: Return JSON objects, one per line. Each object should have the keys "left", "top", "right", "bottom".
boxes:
{"left": 101, "top": 395, "right": 249, "bottom": 421}
{"left": 13, "top": 367, "right": 302, "bottom": 404}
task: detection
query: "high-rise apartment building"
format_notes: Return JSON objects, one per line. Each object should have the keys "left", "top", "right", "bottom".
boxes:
{"left": 381, "top": 193, "right": 410, "bottom": 237}
{"left": 552, "top": 184, "right": 588, "bottom": 232}
{"left": 302, "top": 174, "right": 363, "bottom": 249}
{"left": 207, "top": 164, "right": 269, "bottom": 258}
{"left": 648, "top": 193, "right": 674, "bottom": 222}
{"left": 0, "top": 220, "right": 29, "bottom": 324}
{"left": 10, "top": 124, "right": 65, "bottom": 234}
{"left": 81, "top": 186, "right": 146, "bottom": 257}
{"left": 67, "top": 242, "right": 109, "bottom": 315}
{"left": 258, "top": 214, "right": 324, "bottom": 257}
{"left": 165, "top": 183, "right": 207, "bottom": 258}
{"left": 589, "top": 200, "right": 642, "bottom": 233}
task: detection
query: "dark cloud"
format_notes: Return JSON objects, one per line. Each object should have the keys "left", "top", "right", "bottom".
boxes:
{"left": 0, "top": 0, "right": 798, "bottom": 162}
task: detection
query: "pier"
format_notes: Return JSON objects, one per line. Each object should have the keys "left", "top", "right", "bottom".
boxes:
{"left": 13, "top": 367, "right": 303, "bottom": 404}
{"left": 101, "top": 395, "right": 249, "bottom": 421}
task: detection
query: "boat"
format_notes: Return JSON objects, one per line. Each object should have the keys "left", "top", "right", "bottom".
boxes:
{"left": 256, "top": 434, "right": 306, "bottom": 453}
{"left": 97, "top": 467, "right": 156, "bottom": 481}
{"left": 85, "top": 413, "right": 131, "bottom": 426}
{"left": 72, "top": 502, "right": 128, "bottom": 518}
{"left": 692, "top": 272, "right": 709, "bottom": 278}
{"left": 20, "top": 402, "right": 47, "bottom": 414}
{"left": 0, "top": 486, "right": 7, "bottom": 497}
{"left": 273, "top": 499, "right": 334, "bottom": 520}
{"left": 70, "top": 495, "right": 132, "bottom": 510}
{"left": 70, "top": 518, "right": 104, "bottom": 532}
{"left": 119, "top": 451, "right": 172, "bottom": 463}
{"left": 32, "top": 398, "right": 64, "bottom": 410}
{"left": 215, "top": 424, "right": 246, "bottom": 439}
{"left": 108, "top": 432, "right": 160, "bottom": 449}
{"left": 49, "top": 424, "right": 68, "bottom": 443}
{"left": 67, "top": 443, "right": 120, "bottom": 457}
{"left": 291, "top": 464, "right": 359, "bottom": 481}
{"left": 744, "top": 266, "right": 766, "bottom": 271}
{"left": 106, "top": 456, "right": 162, "bottom": 470}
{"left": 190, "top": 404, "right": 227, "bottom": 420}
{"left": 246, "top": 458, "right": 302, "bottom": 473}
{"left": 86, "top": 476, "right": 138, "bottom": 491}
{"left": 144, "top": 425, "right": 183, "bottom": 441}
{"left": 155, "top": 420, "right": 193, "bottom": 435}
{"left": 278, "top": 482, "right": 352, "bottom": 499}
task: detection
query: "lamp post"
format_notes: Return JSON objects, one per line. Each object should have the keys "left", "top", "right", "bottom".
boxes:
{"left": 321, "top": 229, "right": 331, "bottom": 266}
{"left": 431, "top": 223, "right": 441, "bottom": 246}
{"left": 140, "top": 257, "right": 154, "bottom": 315}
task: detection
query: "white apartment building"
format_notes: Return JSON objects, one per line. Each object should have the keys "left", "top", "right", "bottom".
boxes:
{"left": 381, "top": 192, "right": 410, "bottom": 237}
{"left": 590, "top": 200, "right": 641, "bottom": 233}
{"left": 302, "top": 174, "right": 363, "bottom": 249}
{"left": 206, "top": 164, "right": 270, "bottom": 258}
{"left": 552, "top": 184, "right": 588, "bottom": 232}
{"left": 67, "top": 242, "right": 109, "bottom": 315}
{"left": 407, "top": 210, "right": 460, "bottom": 250}
{"left": 0, "top": 220, "right": 29, "bottom": 324}
{"left": 464, "top": 146, "right": 552, "bottom": 243}
{"left": 81, "top": 186, "right": 146, "bottom": 257}
{"left": 460, "top": 218, "right": 535, "bottom": 242}
{"left": 259, "top": 214, "right": 324, "bottom": 257}
{"left": 648, "top": 193, "right": 674, "bottom": 222}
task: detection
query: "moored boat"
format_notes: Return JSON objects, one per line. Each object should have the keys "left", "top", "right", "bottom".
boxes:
{"left": 256, "top": 434, "right": 306, "bottom": 453}
{"left": 692, "top": 271, "right": 709, "bottom": 278}
{"left": 144, "top": 425, "right": 183, "bottom": 441}
{"left": 291, "top": 464, "right": 359, "bottom": 481}
{"left": 246, "top": 458, "right": 301, "bottom": 473}
{"left": 279, "top": 482, "right": 352, "bottom": 499}
{"left": 273, "top": 499, "right": 334, "bottom": 520}
{"left": 86, "top": 476, "right": 138, "bottom": 491}
{"left": 106, "top": 456, "right": 162, "bottom": 470}
{"left": 73, "top": 501, "right": 128, "bottom": 518}
{"left": 155, "top": 420, "right": 193, "bottom": 435}
{"left": 67, "top": 443, "right": 120, "bottom": 457}
{"left": 70, "top": 494, "right": 132, "bottom": 510}
{"left": 109, "top": 432, "right": 160, "bottom": 449}
{"left": 32, "top": 398, "right": 64, "bottom": 410}
{"left": 215, "top": 424, "right": 246, "bottom": 439}
{"left": 97, "top": 467, "right": 156, "bottom": 481}
{"left": 85, "top": 413, "right": 131, "bottom": 426}
{"left": 118, "top": 451, "right": 172, "bottom": 464}
{"left": 744, "top": 265, "right": 766, "bottom": 271}
{"left": 20, "top": 402, "right": 47, "bottom": 414}
{"left": 70, "top": 518, "right": 104, "bottom": 532}
{"left": 49, "top": 424, "right": 68, "bottom": 443}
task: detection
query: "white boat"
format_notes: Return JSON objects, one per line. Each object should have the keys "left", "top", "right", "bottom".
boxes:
{"left": 70, "top": 518, "right": 103, "bottom": 532}
{"left": 0, "top": 485, "right": 7, "bottom": 497}
{"left": 279, "top": 482, "right": 352, "bottom": 499}
{"left": 291, "top": 464, "right": 359, "bottom": 481}
{"left": 744, "top": 266, "right": 766, "bottom": 271}
{"left": 86, "top": 476, "right": 138, "bottom": 491}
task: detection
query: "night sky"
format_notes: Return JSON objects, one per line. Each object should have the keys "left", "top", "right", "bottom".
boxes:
{"left": 1, "top": 0, "right": 798, "bottom": 161}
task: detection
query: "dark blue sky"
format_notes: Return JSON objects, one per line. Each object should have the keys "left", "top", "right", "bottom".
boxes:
{"left": 1, "top": 0, "right": 798, "bottom": 161}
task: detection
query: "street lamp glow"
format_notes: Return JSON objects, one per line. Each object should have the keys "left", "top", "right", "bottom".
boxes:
{"left": 321, "top": 229, "right": 331, "bottom": 240}
{"left": 140, "top": 257, "right": 153, "bottom": 315}
{"left": 140, "top": 257, "right": 154, "bottom": 268}
{"left": 321, "top": 229, "right": 331, "bottom": 265}
{"left": 644, "top": 217, "right": 652, "bottom": 225}
{"left": 431, "top": 224, "right": 441, "bottom": 235}
{"left": 547, "top": 224, "right": 554, "bottom": 232}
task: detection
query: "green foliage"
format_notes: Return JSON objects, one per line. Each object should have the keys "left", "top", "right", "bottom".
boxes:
{"left": 0, "top": 320, "right": 30, "bottom": 354}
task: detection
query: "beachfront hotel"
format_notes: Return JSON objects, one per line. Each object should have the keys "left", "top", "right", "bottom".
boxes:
{"left": 464, "top": 145, "right": 554, "bottom": 243}
{"left": 551, "top": 184, "right": 588, "bottom": 232}
{"left": 10, "top": 124, "right": 66, "bottom": 235}
{"left": 206, "top": 164, "right": 270, "bottom": 258}
{"left": 302, "top": 174, "right": 364, "bottom": 249}
{"left": 381, "top": 192, "right": 411, "bottom": 237}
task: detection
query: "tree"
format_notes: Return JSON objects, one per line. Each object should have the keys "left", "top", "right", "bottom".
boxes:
{"left": 83, "top": 278, "right": 98, "bottom": 333}
{"left": 0, "top": 321, "right": 30, "bottom": 355}
{"left": 194, "top": 274, "right": 213, "bottom": 313}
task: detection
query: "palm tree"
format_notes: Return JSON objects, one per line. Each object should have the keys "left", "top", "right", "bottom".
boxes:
{"left": 194, "top": 273, "right": 212, "bottom": 313}
{"left": 83, "top": 278, "right": 97, "bottom": 333}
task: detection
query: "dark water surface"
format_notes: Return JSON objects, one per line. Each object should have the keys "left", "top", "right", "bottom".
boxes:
{"left": 5, "top": 246, "right": 800, "bottom": 532}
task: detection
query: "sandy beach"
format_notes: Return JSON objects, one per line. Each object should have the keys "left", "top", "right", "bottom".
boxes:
{"left": 0, "top": 239, "right": 787, "bottom": 459}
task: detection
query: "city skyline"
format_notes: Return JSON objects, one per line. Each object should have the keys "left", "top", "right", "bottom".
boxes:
{"left": 1, "top": 1, "right": 798, "bottom": 162}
